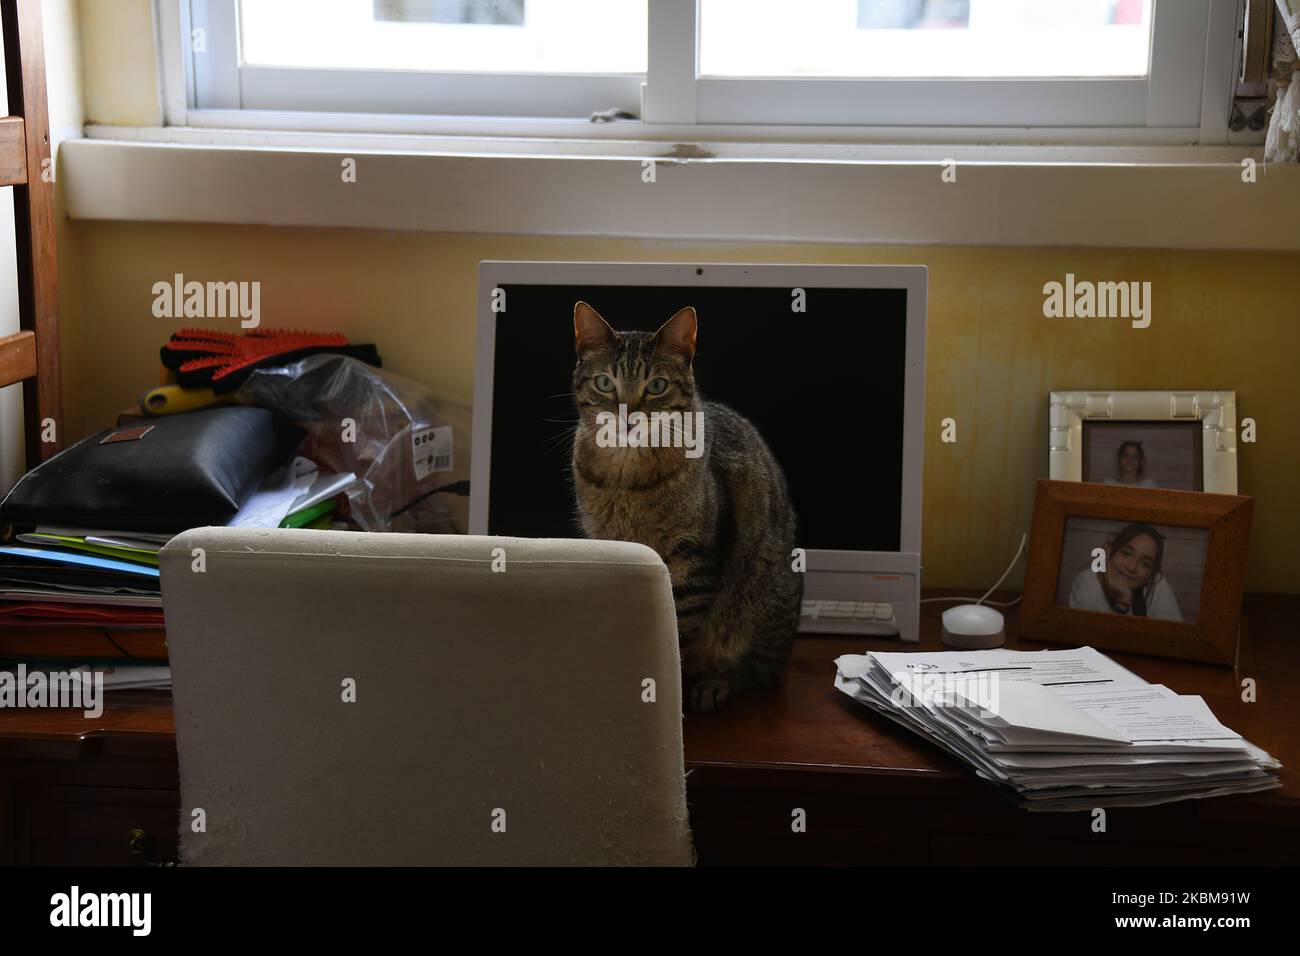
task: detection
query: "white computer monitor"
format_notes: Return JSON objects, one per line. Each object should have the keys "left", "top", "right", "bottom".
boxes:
{"left": 470, "top": 261, "right": 926, "bottom": 641}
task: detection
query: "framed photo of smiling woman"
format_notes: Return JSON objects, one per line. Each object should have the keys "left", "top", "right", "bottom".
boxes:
{"left": 1022, "top": 480, "right": 1253, "bottom": 666}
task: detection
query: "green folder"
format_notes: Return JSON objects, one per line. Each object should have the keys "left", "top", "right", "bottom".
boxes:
{"left": 19, "top": 533, "right": 160, "bottom": 567}
{"left": 280, "top": 499, "right": 338, "bottom": 529}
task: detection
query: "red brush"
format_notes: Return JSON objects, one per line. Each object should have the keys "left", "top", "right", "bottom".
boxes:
{"left": 161, "top": 328, "right": 382, "bottom": 393}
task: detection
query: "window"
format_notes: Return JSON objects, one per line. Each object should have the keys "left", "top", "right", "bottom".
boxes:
{"left": 700, "top": 1, "right": 1152, "bottom": 79}
{"left": 192, "top": 0, "right": 647, "bottom": 117}
{"left": 241, "top": 1, "right": 643, "bottom": 73}
{"left": 179, "top": 0, "right": 1237, "bottom": 139}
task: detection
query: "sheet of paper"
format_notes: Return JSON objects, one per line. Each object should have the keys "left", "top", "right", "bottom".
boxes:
{"left": 228, "top": 458, "right": 318, "bottom": 529}
{"left": 69, "top": 665, "right": 172, "bottom": 690}
{"left": 0, "top": 589, "right": 162, "bottom": 608}
{"left": 1052, "top": 685, "right": 1242, "bottom": 743}
{"left": 287, "top": 471, "right": 357, "bottom": 515}
{"left": 893, "top": 669, "right": 1129, "bottom": 744}
{"left": 844, "top": 646, "right": 1148, "bottom": 692}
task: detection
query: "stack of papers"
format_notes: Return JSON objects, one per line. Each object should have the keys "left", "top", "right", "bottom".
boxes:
{"left": 0, "top": 541, "right": 165, "bottom": 626}
{"left": 834, "top": 647, "right": 1282, "bottom": 811}
{"left": 0, "top": 460, "right": 355, "bottom": 630}
{"left": 90, "top": 671, "right": 172, "bottom": 691}
{"left": 72, "top": 664, "right": 172, "bottom": 691}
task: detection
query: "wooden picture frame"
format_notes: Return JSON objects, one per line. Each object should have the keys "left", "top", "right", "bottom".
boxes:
{"left": 1022, "top": 480, "right": 1253, "bottom": 666}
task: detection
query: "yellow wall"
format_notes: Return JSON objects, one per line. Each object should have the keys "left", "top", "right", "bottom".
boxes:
{"left": 65, "top": 222, "right": 1300, "bottom": 592}
{"left": 77, "top": 0, "right": 157, "bottom": 126}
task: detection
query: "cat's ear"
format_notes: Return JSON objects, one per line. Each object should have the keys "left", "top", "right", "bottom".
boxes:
{"left": 653, "top": 306, "right": 697, "bottom": 362}
{"left": 574, "top": 301, "right": 617, "bottom": 357}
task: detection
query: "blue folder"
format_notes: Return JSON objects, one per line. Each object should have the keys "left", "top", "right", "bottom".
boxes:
{"left": 0, "top": 545, "right": 161, "bottom": 579}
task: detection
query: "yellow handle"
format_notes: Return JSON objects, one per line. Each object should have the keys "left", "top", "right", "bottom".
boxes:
{"left": 140, "top": 384, "right": 230, "bottom": 416}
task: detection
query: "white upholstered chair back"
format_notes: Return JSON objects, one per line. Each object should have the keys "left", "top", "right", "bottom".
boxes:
{"left": 160, "top": 528, "right": 692, "bottom": 866}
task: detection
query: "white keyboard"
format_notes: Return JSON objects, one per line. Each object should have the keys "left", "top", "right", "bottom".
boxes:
{"left": 798, "top": 600, "right": 899, "bottom": 636}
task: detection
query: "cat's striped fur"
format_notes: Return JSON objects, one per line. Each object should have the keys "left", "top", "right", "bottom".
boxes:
{"left": 570, "top": 301, "right": 802, "bottom": 711}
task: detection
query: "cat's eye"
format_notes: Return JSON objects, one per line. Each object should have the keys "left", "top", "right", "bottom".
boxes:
{"left": 594, "top": 373, "right": 617, "bottom": 393}
{"left": 646, "top": 378, "right": 669, "bottom": 396}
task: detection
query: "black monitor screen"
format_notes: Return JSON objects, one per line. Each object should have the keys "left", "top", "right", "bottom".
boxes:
{"left": 485, "top": 283, "right": 908, "bottom": 552}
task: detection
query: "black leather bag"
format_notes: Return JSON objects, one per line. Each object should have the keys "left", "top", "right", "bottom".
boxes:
{"left": 0, "top": 406, "right": 302, "bottom": 533}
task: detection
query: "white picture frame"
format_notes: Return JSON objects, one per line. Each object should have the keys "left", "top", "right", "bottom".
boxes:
{"left": 1049, "top": 390, "right": 1238, "bottom": 494}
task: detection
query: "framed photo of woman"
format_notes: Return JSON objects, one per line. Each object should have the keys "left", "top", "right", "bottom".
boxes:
{"left": 1048, "top": 390, "right": 1238, "bottom": 493}
{"left": 1022, "top": 480, "right": 1253, "bottom": 665}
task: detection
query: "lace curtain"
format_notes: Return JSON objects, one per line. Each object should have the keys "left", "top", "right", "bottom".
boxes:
{"left": 1266, "top": 1, "right": 1300, "bottom": 161}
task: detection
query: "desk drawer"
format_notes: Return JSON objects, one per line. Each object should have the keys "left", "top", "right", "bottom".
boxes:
{"left": 14, "top": 784, "right": 179, "bottom": 866}
{"left": 689, "top": 786, "right": 895, "bottom": 866}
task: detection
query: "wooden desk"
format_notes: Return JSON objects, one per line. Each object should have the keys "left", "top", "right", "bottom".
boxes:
{"left": 1, "top": 594, "right": 1296, "bottom": 865}
{"left": 684, "top": 593, "right": 1300, "bottom": 865}
{"left": 0, "top": 692, "right": 177, "bottom": 865}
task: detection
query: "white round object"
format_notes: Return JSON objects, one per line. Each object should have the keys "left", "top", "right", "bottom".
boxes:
{"left": 940, "top": 604, "right": 1006, "bottom": 649}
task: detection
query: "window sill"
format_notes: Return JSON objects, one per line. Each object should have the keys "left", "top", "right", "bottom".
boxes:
{"left": 61, "top": 125, "right": 1300, "bottom": 251}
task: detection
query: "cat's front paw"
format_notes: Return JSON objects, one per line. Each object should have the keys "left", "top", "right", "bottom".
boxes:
{"left": 688, "top": 677, "right": 732, "bottom": 712}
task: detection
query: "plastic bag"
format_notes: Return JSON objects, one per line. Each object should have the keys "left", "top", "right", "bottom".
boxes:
{"left": 235, "top": 354, "right": 471, "bottom": 533}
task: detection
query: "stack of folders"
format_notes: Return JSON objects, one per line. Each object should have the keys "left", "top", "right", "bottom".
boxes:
{"left": 834, "top": 647, "right": 1282, "bottom": 811}
{"left": 0, "top": 530, "right": 167, "bottom": 629}
{"left": 0, "top": 461, "right": 355, "bottom": 680}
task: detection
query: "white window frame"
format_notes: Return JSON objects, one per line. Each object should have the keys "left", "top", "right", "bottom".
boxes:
{"left": 164, "top": 0, "right": 1243, "bottom": 144}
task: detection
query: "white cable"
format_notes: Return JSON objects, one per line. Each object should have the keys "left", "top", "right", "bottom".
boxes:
{"left": 919, "top": 532, "right": 1028, "bottom": 608}
{"left": 920, "top": 594, "right": 1024, "bottom": 608}
{"left": 974, "top": 531, "right": 1028, "bottom": 606}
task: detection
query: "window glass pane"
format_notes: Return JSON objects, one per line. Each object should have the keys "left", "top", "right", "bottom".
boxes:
{"left": 700, "top": 0, "right": 1152, "bottom": 79}
{"left": 239, "top": 0, "right": 648, "bottom": 73}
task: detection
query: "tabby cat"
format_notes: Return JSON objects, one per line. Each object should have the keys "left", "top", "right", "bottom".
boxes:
{"left": 570, "top": 301, "right": 803, "bottom": 712}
